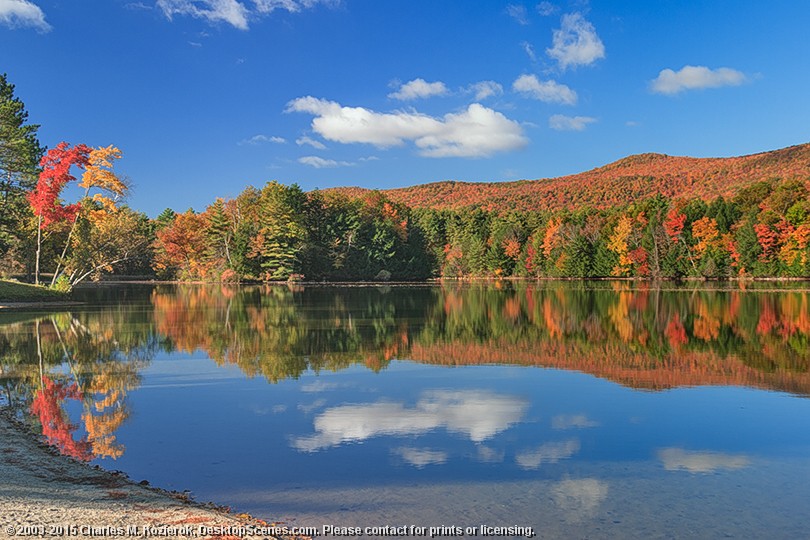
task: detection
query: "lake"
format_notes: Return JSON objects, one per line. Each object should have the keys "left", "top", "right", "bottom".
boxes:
{"left": 2, "top": 282, "right": 810, "bottom": 538}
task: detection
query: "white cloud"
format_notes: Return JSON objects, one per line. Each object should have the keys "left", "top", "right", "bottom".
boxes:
{"left": 467, "top": 81, "right": 504, "bottom": 101}
{"left": 291, "top": 390, "right": 528, "bottom": 452}
{"left": 536, "top": 1, "right": 557, "bottom": 16}
{"left": 392, "top": 447, "right": 448, "bottom": 468}
{"left": 298, "top": 156, "right": 353, "bottom": 168}
{"left": 287, "top": 97, "right": 528, "bottom": 158}
{"left": 157, "top": 0, "right": 334, "bottom": 29}
{"left": 546, "top": 12, "right": 605, "bottom": 69}
{"left": 515, "top": 439, "right": 580, "bottom": 469}
{"left": 506, "top": 4, "right": 529, "bottom": 25}
{"left": 551, "top": 414, "right": 599, "bottom": 429}
{"left": 296, "top": 135, "right": 326, "bottom": 149}
{"left": 287, "top": 96, "right": 431, "bottom": 147}
{"left": 548, "top": 114, "right": 597, "bottom": 131}
{"left": 239, "top": 134, "right": 286, "bottom": 145}
{"left": 658, "top": 448, "right": 751, "bottom": 473}
{"left": 0, "top": 0, "right": 50, "bottom": 31}
{"left": 522, "top": 41, "right": 537, "bottom": 62}
{"left": 388, "top": 78, "right": 449, "bottom": 101}
{"left": 650, "top": 65, "right": 747, "bottom": 95}
{"left": 512, "top": 74, "right": 577, "bottom": 105}
{"left": 253, "top": 0, "right": 337, "bottom": 13}
{"left": 415, "top": 104, "right": 528, "bottom": 157}
{"left": 157, "top": 0, "right": 250, "bottom": 30}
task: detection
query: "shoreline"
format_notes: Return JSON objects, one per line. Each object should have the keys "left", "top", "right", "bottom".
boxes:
{"left": 4, "top": 277, "right": 810, "bottom": 310}
{"left": 0, "top": 301, "right": 84, "bottom": 310}
{"left": 89, "top": 276, "right": 810, "bottom": 285}
{"left": 0, "top": 408, "right": 309, "bottom": 540}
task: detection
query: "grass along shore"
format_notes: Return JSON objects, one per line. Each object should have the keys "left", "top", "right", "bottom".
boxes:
{"left": 0, "top": 279, "right": 69, "bottom": 301}
{"left": 0, "top": 279, "right": 80, "bottom": 309}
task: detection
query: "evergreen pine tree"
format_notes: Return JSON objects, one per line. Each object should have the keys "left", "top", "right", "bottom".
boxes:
{"left": 0, "top": 74, "right": 44, "bottom": 272}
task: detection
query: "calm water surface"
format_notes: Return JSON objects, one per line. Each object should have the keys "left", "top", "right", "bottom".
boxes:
{"left": 2, "top": 282, "right": 810, "bottom": 539}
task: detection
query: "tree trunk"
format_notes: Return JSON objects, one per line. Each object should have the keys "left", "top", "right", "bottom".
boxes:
{"left": 51, "top": 187, "right": 90, "bottom": 286}
{"left": 36, "top": 319, "right": 44, "bottom": 385}
{"left": 51, "top": 214, "right": 79, "bottom": 286}
{"left": 35, "top": 214, "right": 42, "bottom": 285}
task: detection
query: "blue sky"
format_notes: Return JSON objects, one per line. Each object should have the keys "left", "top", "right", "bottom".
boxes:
{"left": 1, "top": 0, "right": 808, "bottom": 217}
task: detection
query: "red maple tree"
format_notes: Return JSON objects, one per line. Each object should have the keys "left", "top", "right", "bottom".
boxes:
{"left": 27, "top": 142, "right": 91, "bottom": 227}
{"left": 27, "top": 142, "right": 92, "bottom": 284}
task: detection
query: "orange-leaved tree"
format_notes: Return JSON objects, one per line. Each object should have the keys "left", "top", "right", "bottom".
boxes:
{"left": 51, "top": 145, "right": 127, "bottom": 286}
{"left": 152, "top": 210, "right": 212, "bottom": 280}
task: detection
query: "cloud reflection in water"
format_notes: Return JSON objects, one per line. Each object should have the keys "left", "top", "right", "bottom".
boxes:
{"left": 552, "top": 478, "right": 610, "bottom": 521}
{"left": 551, "top": 414, "right": 599, "bottom": 430}
{"left": 476, "top": 445, "right": 505, "bottom": 463}
{"left": 515, "top": 439, "right": 581, "bottom": 469}
{"left": 658, "top": 448, "right": 751, "bottom": 473}
{"left": 391, "top": 447, "right": 449, "bottom": 468}
{"left": 292, "top": 390, "right": 528, "bottom": 452}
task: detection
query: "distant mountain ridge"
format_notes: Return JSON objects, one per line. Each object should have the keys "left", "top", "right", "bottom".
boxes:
{"left": 329, "top": 142, "right": 810, "bottom": 212}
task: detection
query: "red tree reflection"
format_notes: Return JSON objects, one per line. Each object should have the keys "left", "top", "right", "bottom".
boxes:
{"left": 30, "top": 376, "right": 93, "bottom": 461}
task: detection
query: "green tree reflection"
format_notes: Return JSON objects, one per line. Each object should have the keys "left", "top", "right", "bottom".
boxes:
{"left": 3, "top": 282, "right": 810, "bottom": 462}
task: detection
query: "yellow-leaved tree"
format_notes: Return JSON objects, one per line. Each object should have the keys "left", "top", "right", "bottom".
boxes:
{"left": 607, "top": 215, "right": 633, "bottom": 276}
{"left": 51, "top": 145, "right": 145, "bottom": 287}
{"left": 80, "top": 145, "right": 127, "bottom": 213}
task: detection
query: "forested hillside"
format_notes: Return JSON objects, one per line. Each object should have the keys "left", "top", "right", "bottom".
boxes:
{"left": 331, "top": 143, "right": 810, "bottom": 213}
{"left": 146, "top": 171, "right": 810, "bottom": 281}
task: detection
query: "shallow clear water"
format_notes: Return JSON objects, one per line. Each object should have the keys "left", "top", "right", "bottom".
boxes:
{"left": 2, "top": 282, "right": 810, "bottom": 538}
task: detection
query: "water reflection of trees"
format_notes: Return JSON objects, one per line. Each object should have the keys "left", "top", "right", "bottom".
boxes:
{"left": 0, "top": 306, "right": 157, "bottom": 460}
{"left": 146, "top": 282, "right": 810, "bottom": 394}
{"left": 416, "top": 282, "right": 810, "bottom": 393}
{"left": 4, "top": 281, "right": 810, "bottom": 460}
{"left": 151, "top": 284, "right": 432, "bottom": 381}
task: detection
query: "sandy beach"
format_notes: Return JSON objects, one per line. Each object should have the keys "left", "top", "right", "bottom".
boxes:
{"left": 0, "top": 409, "right": 309, "bottom": 540}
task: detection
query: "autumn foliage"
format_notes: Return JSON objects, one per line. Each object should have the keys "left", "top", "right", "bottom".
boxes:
{"left": 30, "top": 376, "right": 93, "bottom": 461}
{"left": 17, "top": 138, "right": 810, "bottom": 284}
{"left": 329, "top": 143, "right": 810, "bottom": 214}
{"left": 27, "top": 142, "right": 91, "bottom": 227}
{"left": 153, "top": 211, "right": 212, "bottom": 280}
{"left": 147, "top": 165, "right": 810, "bottom": 281}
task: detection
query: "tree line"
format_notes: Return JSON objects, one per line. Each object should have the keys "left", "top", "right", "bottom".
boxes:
{"left": 147, "top": 177, "right": 810, "bottom": 281}
{"left": 2, "top": 72, "right": 810, "bottom": 285}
